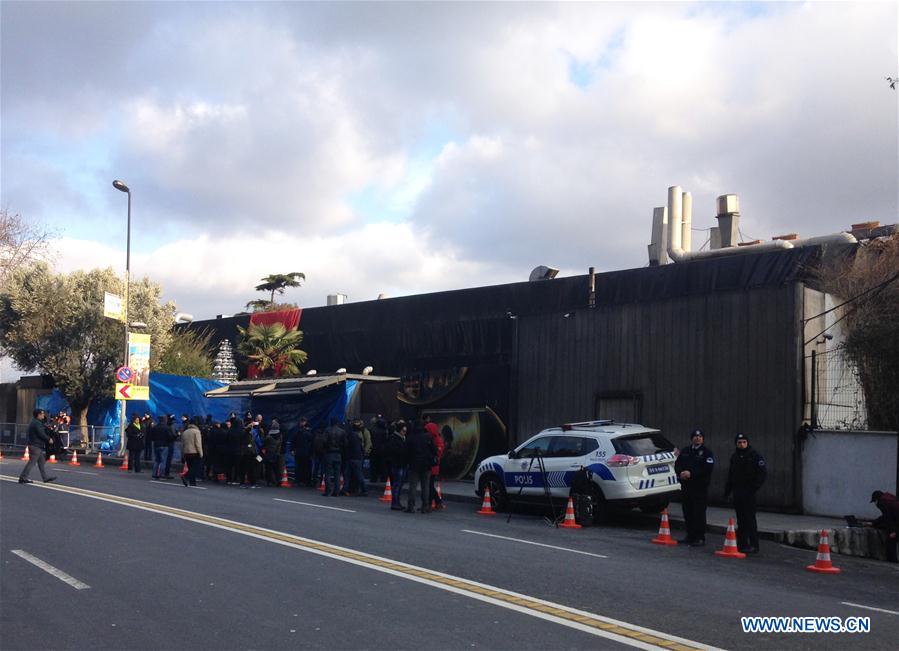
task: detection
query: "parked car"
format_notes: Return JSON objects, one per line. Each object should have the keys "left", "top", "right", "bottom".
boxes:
{"left": 474, "top": 420, "right": 680, "bottom": 523}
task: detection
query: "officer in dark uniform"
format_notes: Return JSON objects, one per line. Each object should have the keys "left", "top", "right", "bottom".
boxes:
{"left": 724, "top": 433, "right": 767, "bottom": 554}
{"left": 674, "top": 428, "right": 715, "bottom": 546}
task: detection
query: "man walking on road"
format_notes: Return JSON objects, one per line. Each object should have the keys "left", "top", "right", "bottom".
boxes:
{"left": 18, "top": 409, "right": 57, "bottom": 484}
{"left": 724, "top": 433, "right": 766, "bottom": 554}
{"left": 674, "top": 428, "right": 714, "bottom": 546}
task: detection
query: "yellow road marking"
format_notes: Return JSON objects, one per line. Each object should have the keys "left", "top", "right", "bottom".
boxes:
{"left": 1, "top": 477, "right": 721, "bottom": 651}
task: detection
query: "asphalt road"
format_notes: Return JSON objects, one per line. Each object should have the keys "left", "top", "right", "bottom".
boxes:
{"left": 2, "top": 458, "right": 897, "bottom": 651}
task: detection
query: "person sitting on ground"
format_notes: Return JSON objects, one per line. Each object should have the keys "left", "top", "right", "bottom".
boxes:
{"left": 866, "top": 490, "right": 899, "bottom": 563}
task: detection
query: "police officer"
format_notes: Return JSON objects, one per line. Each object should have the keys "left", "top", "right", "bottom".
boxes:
{"left": 674, "top": 428, "right": 714, "bottom": 546}
{"left": 724, "top": 433, "right": 766, "bottom": 554}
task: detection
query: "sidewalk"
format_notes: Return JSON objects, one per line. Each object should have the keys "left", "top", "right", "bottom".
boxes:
{"left": 436, "top": 480, "right": 892, "bottom": 561}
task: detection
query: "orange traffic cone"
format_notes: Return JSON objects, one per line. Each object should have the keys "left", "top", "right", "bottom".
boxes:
{"left": 320, "top": 476, "right": 327, "bottom": 493}
{"left": 651, "top": 509, "right": 678, "bottom": 546}
{"left": 559, "top": 497, "right": 583, "bottom": 529}
{"left": 48, "top": 454, "right": 58, "bottom": 464}
{"left": 714, "top": 518, "right": 746, "bottom": 558}
{"left": 806, "top": 530, "right": 841, "bottom": 574}
{"left": 0, "top": 448, "right": 4, "bottom": 461}
{"left": 23, "top": 447, "right": 30, "bottom": 462}
{"left": 380, "top": 478, "right": 393, "bottom": 502}
{"left": 121, "top": 455, "right": 129, "bottom": 471}
{"left": 477, "top": 487, "right": 497, "bottom": 515}
{"left": 216, "top": 473, "right": 226, "bottom": 482}
{"left": 68, "top": 450, "right": 80, "bottom": 466}
{"left": 180, "top": 461, "right": 189, "bottom": 477}
{"left": 95, "top": 452, "right": 104, "bottom": 468}
{"left": 279, "top": 466, "right": 291, "bottom": 487}
{"left": 434, "top": 480, "right": 446, "bottom": 510}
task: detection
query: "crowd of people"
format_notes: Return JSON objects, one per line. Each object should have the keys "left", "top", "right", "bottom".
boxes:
{"left": 121, "top": 411, "right": 447, "bottom": 511}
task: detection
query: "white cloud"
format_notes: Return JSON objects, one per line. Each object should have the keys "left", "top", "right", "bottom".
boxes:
{"left": 48, "top": 222, "right": 515, "bottom": 321}
{"left": 4, "top": 1, "right": 897, "bottom": 318}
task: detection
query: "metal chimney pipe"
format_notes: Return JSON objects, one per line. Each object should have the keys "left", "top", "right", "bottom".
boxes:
{"left": 648, "top": 206, "right": 669, "bottom": 265}
{"left": 681, "top": 191, "right": 693, "bottom": 253}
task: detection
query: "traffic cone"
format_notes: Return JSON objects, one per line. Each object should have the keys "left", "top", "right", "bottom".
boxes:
{"left": 651, "top": 509, "right": 678, "bottom": 546}
{"left": 180, "top": 461, "right": 189, "bottom": 477}
{"left": 714, "top": 518, "right": 746, "bottom": 558}
{"left": 216, "top": 473, "right": 226, "bottom": 482}
{"left": 48, "top": 454, "right": 58, "bottom": 464}
{"left": 0, "top": 448, "right": 4, "bottom": 461}
{"left": 23, "top": 447, "right": 30, "bottom": 462}
{"left": 477, "top": 487, "right": 497, "bottom": 515}
{"left": 279, "top": 466, "right": 291, "bottom": 487}
{"left": 434, "top": 480, "right": 446, "bottom": 510}
{"left": 806, "top": 530, "right": 841, "bottom": 574}
{"left": 320, "top": 476, "right": 327, "bottom": 493}
{"left": 95, "top": 452, "right": 104, "bottom": 468}
{"left": 380, "top": 478, "right": 393, "bottom": 502}
{"left": 121, "top": 455, "right": 129, "bottom": 471}
{"left": 68, "top": 450, "right": 80, "bottom": 466}
{"left": 559, "top": 497, "right": 583, "bottom": 529}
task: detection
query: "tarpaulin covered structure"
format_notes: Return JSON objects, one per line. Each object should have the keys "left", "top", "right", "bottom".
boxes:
{"left": 36, "top": 372, "right": 248, "bottom": 450}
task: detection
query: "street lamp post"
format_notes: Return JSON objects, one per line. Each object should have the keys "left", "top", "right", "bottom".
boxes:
{"left": 112, "top": 179, "right": 131, "bottom": 455}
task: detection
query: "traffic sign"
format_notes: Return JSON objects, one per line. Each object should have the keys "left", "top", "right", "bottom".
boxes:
{"left": 115, "top": 366, "right": 135, "bottom": 383}
{"left": 115, "top": 383, "right": 149, "bottom": 401}
{"left": 104, "top": 292, "right": 124, "bottom": 321}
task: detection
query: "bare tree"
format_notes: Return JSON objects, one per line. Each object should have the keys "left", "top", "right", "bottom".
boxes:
{"left": 0, "top": 209, "right": 51, "bottom": 285}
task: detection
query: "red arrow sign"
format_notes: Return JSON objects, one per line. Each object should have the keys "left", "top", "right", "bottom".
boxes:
{"left": 117, "top": 384, "right": 132, "bottom": 399}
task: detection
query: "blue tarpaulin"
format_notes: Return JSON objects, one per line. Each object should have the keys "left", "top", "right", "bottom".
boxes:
{"left": 36, "top": 373, "right": 248, "bottom": 450}
{"left": 36, "top": 374, "right": 358, "bottom": 454}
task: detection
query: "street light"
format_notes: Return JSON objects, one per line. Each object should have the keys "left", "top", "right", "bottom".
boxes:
{"left": 113, "top": 180, "right": 132, "bottom": 455}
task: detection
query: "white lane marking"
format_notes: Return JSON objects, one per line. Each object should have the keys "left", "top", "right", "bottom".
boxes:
{"left": 841, "top": 602, "right": 899, "bottom": 616}
{"left": 0, "top": 476, "right": 716, "bottom": 650}
{"left": 462, "top": 529, "right": 609, "bottom": 559}
{"left": 273, "top": 498, "right": 356, "bottom": 513}
{"left": 54, "top": 468, "right": 99, "bottom": 476}
{"left": 11, "top": 550, "right": 90, "bottom": 590}
{"left": 150, "top": 480, "right": 208, "bottom": 490}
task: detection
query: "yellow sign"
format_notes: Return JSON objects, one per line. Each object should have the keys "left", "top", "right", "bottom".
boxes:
{"left": 115, "top": 383, "right": 149, "bottom": 401}
{"left": 128, "top": 333, "right": 151, "bottom": 387}
{"left": 104, "top": 292, "right": 124, "bottom": 321}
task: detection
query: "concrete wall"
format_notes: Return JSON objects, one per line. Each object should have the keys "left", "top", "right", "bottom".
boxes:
{"left": 802, "top": 429, "right": 898, "bottom": 518}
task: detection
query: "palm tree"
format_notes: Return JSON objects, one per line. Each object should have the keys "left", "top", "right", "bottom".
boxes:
{"left": 255, "top": 272, "right": 305, "bottom": 309}
{"left": 236, "top": 322, "right": 308, "bottom": 378}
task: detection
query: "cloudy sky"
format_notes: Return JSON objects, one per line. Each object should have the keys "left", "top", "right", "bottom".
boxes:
{"left": 2, "top": 1, "right": 896, "bottom": 321}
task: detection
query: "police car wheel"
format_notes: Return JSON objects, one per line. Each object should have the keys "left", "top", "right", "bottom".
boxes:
{"left": 589, "top": 485, "right": 608, "bottom": 525}
{"left": 478, "top": 474, "right": 508, "bottom": 512}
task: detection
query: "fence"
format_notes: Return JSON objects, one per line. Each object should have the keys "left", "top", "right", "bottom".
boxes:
{"left": 0, "top": 423, "right": 122, "bottom": 454}
{"left": 806, "top": 347, "right": 868, "bottom": 431}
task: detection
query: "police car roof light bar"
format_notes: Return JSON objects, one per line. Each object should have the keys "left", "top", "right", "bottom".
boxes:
{"left": 561, "top": 419, "right": 614, "bottom": 431}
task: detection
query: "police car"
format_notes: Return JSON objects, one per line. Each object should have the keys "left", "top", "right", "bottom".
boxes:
{"left": 474, "top": 420, "right": 680, "bottom": 522}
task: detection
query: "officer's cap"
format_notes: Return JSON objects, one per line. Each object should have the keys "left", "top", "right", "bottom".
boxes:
{"left": 690, "top": 428, "right": 704, "bottom": 439}
{"left": 734, "top": 432, "right": 749, "bottom": 444}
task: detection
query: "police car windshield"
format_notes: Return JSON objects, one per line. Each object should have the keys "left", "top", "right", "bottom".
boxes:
{"left": 613, "top": 433, "right": 674, "bottom": 456}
